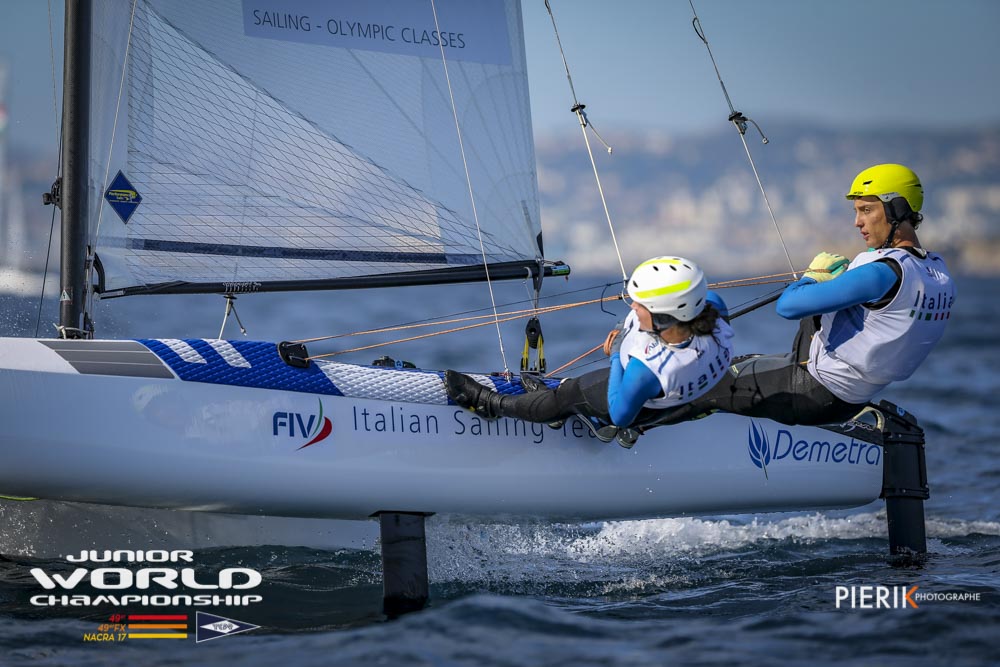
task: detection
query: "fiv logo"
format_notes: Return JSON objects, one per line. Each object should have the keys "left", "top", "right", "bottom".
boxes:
{"left": 273, "top": 398, "right": 332, "bottom": 450}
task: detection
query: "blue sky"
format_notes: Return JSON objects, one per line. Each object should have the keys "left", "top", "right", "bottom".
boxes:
{"left": 2, "top": 0, "right": 999, "bottom": 156}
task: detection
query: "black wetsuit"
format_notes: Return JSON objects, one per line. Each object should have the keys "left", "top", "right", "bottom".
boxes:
{"left": 644, "top": 317, "right": 866, "bottom": 428}
{"left": 494, "top": 368, "right": 663, "bottom": 426}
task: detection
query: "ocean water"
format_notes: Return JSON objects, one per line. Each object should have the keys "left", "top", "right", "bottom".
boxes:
{"left": 1, "top": 274, "right": 998, "bottom": 666}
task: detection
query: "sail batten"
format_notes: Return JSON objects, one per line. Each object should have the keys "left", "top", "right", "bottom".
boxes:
{"left": 126, "top": 238, "right": 492, "bottom": 265}
{"left": 89, "top": 0, "right": 544, "bottom": 295}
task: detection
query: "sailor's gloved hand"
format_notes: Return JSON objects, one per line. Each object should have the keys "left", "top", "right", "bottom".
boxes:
{"left": 803, "top": 252, "right": 849, "bottom": 282}
{"left": 603, "top": 321, "right": 625, "bottom": 357}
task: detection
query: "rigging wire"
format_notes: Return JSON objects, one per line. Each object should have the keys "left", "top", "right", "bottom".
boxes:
{"left": 429, "top": 0, "right": 510, "bottom": 374}
{"left": 710, "top": 270, "right": 799, "bottom": 287}
{"left": 35, "top": 177, "right": 60, "bottom": 338}
{"left": 299, "top": 269, "right": 794, "bottom": 360}
{"left": 84, "top": 0, "right": 138, "bottom": 320}
{"left": 294, "top": 272, "right": 795, "bottom": 346}
{"left": 36, "top": 0, "right": 64, "bottom": 337}
{"left": 303, "top": 295, "right": 623, "bottom": 358}
{"left": 306, "top": 306, "right": 566, "bottom": 361}
{"left": 46, "top": 0, "right": 60, "bottom": 149}
{"left": 688, "top": 0, "right": 798, "bottom": 280}
{"left": 543, "top": 0, "right": 627, "bottom": 285}
{"left": 544, "top": 283, "right": 791, "bottom": 378}
{"left": 293, "top": 280, "right": 627, "bottom": 346}
{"left": 545, "top": 342, "right": 603, "bottom": 378}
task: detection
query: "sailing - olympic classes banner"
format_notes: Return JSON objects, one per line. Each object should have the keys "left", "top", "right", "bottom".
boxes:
{"left": 242, "top": 0, "right": 513, "bottom": 65}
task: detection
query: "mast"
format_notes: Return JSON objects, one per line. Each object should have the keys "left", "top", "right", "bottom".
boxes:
{"left": 59, "top": 0, "right": 92, "bottom": 338}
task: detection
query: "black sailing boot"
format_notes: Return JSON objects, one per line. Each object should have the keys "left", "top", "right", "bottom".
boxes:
{"left": 444, "top": 370, "right": 507, "bottom": 420}
{"left": 520, "top": 373, "right": 547, "bottom": 392}
{"left": 520, "top": 373, "right": 565, "bottom": 430}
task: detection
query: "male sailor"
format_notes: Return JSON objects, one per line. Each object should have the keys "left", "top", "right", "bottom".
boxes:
{"left": 669, "top": 163, "right": 955, "bottom": 426}
{"left": 445, "top": 257, "right": 734, "bottom": 446}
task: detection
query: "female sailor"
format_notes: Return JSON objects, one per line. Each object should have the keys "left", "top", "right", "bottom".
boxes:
{"left": 445, "top": 257, "right": 735, "bottom": 444}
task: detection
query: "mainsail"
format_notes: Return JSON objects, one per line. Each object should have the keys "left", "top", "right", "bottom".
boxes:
{"left": 87, "top": 0, "right": 549, "bottom": 296}
{"left": 0, "top": 60, "right": 9, "bottom": 267}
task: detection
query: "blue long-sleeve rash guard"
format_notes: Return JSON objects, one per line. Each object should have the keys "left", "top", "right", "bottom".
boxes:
{"left": 607, "top": 349, "right": 661, "bottom": 426}
{"left": 606, "top": 291, "right": 729, "bottom": 427}
{"left": 775, "top": 260, "right": 898, "bottom": 320}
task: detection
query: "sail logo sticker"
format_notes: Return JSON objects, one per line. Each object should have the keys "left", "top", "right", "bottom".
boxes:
{"left": 746, "top": 420, "right": 881, "bottom": 476}
{"left": 273, "top": 398, "right": 332, "bottom": 450}
{"left": 104, "top": 170, "right": 142, "bottom": 224}
{"left": 195, "top": 612, "right": 260, "bottom": 643}
{"left": 242, "top": 0, "right": 512, "bottom": 65}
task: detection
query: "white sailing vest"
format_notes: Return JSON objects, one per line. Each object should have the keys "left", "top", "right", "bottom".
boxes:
{"left": 808, "top": 247, "right": 955, "bottom": 403}
{"left": 618, "top": 311, "right": 735, "bottom": 409}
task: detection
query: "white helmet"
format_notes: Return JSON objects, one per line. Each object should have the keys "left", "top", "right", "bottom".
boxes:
{"left": 627, "top": 256, "right": 707, "bottom": 323}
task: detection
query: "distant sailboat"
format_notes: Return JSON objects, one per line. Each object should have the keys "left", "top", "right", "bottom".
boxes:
{"left": 1, "top": 0, "right": 928, "bottom": 578}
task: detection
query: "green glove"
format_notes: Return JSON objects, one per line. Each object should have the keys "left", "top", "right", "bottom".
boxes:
{"left": 804, "top": 252, "right": 849, "bottom": 282}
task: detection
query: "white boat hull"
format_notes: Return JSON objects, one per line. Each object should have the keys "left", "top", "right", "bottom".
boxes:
{"left": 0, "top": 338, "right": 884, "bottom": 522}
{"left": 0, "top": 499, "right": 379, "bottom": 559}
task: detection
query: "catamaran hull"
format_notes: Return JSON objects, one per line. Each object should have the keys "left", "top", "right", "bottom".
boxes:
{"left": 0, "top": 338, "right": 884, "bottom": 521}
{"left": 0, "top": 499, "right": 379, "bottom": 559}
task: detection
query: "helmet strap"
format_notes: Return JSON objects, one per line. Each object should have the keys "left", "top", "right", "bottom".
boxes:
{"left": 650, "top": 313, "right": 679, "bottom": 334}
{"left": 880, "top": 200, "right": 908, "bottom": 249}
{"left": 881, "top": 220, "right": 901, "bottom": 249}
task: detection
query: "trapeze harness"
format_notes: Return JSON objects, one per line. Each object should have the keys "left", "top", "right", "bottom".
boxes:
{"left": 660, "top": 247, "right": 955, "bottom": 426}
{"left": 486, "top": 310, "right": 735, "bottom": 428}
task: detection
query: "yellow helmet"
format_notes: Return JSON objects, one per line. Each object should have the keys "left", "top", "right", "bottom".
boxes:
{"left": 845, "top": 163, "right": 923, "bottom": 213}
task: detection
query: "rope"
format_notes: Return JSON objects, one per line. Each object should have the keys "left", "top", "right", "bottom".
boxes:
{"left": 85, "top": 0, "right": 138, "bottom": 319}
{"left": 688, "top": 0, "right": 798, "bottom": 280}
{"left": 294, "top": 280, "right": 625, "bottom": 345}
{"left": 710, "top": 270, "right": 800, "bottom": 287}
{"left": 305, "top": 295, "right": 623, "bottom": 360}
{"left": 303, "top": 273, "right": 798, "bottom": 363}
{"left": 543, "top": 277, "right": 796, "bottom": 378}
{"left": 294, "top": 270, "right": 797, "bottom": 353}
{"left": 217, "top": 295, "right": 247, "bottom": 339}
{"left": 545, "top": 343, "right": 603, "bottom": 378}
{"left": 293, "top": 295, "right": 617, "bottom": 345}
{"left": 429, "top": 0, "right": 510, "bottom": 373}
{"left": 35, "top": 186, "right": 59, "bottom": 338}
{"left": 544, "top": 0, "right": 627, "bottom": 284}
